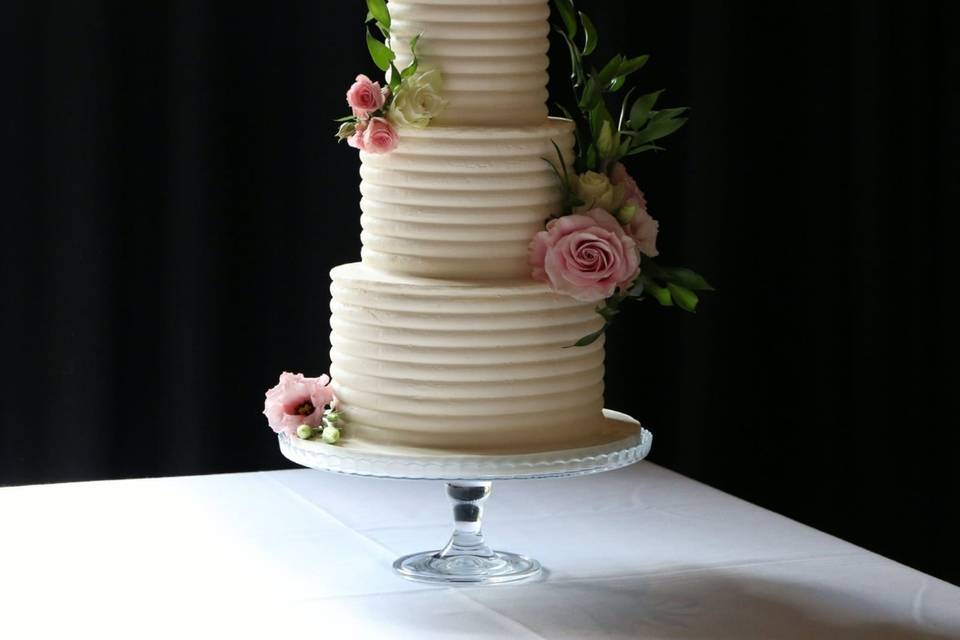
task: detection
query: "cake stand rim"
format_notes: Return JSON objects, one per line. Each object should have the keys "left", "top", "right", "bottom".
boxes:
{"left": 276, "top": 408, "right": 652, "bottom": 481}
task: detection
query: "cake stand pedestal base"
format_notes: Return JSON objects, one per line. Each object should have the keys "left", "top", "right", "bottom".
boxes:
{"left": 278, "top": 409, "right": 651, "bottom": 586}
{"left": 393, "top": 481, "right": 541, "bottom": 584}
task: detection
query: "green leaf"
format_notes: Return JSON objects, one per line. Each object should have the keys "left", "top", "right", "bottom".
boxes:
{"left": 554, "top": 27, "right": 584, "bottom": 86}
{"left": 609, "top": 55, "right": 649, "bottom": 93}
{"left": 553, "top": 0, "right": 578, "bottom": 39}
{"left": 401, "top": 35, "right": 422, "bottom": 79}
{"left": 566, "top": 325, "right": 607, "bottom": 348}
{"left": 366, "top": 0, "right": 390, "bottom": 29}
{"left": 366, "top": 27, "right": 395, "bottom": 71}
{"left": 365, "top": 10, "right": 375, "bottom": 23}
{"left": 580, "top": 11, "right": 598, "bottom": 55}
{"left": 389, "top": 62, "right": 402, "bottom": 92}
{"left": 597, "top": 304, "right": 619, "bottom": 321}
{"left": 653, "top": 107, "right": 689, "bottom": 121}
{"left": 667, "top": 283, "right": 699, "bottom": 312}
{"left": 578, "top": 75, "right": 600, "bottom": 109}
{"left": 628, "top": 89, "right": 663, "bottom": 129}
{"left": 616, "top": 54, "right": 649, "bottom": 78}
{"left": 633, "top": 116, "right": 687, "bottom": 145}
{"left": 401, "top": 35, "right": 420, "bottom": 79}
{"left": 624, "top": 143, "right": 665, "bottom": 156}
{"left": 645, "top": 281, "right": 673, "bottom": 306}
{"left": 333, "top": 115, "right": 359, "bottom": 123}
{"left": 401, "top": 60, "right": 418, "bottom": 78}
{"left": 585, "top": 143, "right": 597, "bottom": 170}
{"left": 554, "top": 102, "right": 575, "bottom": 121}
{"left": 617, "top": 87, "right": 636, "bottom": 131}
{"left": 597, "top": 55, "right": 623, "bottom": 87}
{"left": 662, "top": 267, "right": 715, "bottom": 291}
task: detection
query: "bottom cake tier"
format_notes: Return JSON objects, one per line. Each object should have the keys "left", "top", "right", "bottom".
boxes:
{"left": 329, "top": 262, "right": 606, "bottom": 453}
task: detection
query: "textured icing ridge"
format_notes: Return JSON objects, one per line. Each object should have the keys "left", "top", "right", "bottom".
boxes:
{"left": 388, "top": 0, "right": 550, "bottom": 125}
{"left": 329, "top": 263, "right": 605, "bottom": 451}
{"left": 359, "top": 118, "right": 575, "bottom": 279}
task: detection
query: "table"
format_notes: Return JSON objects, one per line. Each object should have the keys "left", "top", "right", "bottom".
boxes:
{"left": 1, "top": 463, "right": 958, "bottom": 639}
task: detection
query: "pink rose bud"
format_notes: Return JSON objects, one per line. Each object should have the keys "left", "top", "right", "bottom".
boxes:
{"left": 528, "top": 209, "right": 641, "bottom": 303}
{"left": 263, "top": 372, "right": 335, "bottom": 436}
{"left": 360, "top": 116, "right": 399, "bottom": 154}
{"left": 347, "top": 119, "right": 367, "bottom": 150}
{"left": 346, "top": 74, "right": 386, "bottom": 118}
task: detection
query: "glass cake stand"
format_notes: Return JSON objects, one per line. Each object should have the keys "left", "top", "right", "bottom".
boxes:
{"left": 277, "top": 409, "right": 651, "bottom": 585}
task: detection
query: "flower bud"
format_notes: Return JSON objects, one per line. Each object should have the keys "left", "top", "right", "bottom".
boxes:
{"left": 296, "top": 424, "right": 315, "bottom": 440}
{"left": 572, "top": 171, "right": 626, "bottom": 214}
{"left": 336, "top": 121, "right": 357, "bottom": 141}
{"left": 596, "top": 120, "right": 615, "bottom": 158}
{"left": 321, "top": 426, "right": 341, "bottom": 444}
{"left": 617, "top": 203, "right": 638, "bottom": 225}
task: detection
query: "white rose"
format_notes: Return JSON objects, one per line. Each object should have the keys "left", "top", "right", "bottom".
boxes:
{"left": 572, "top": 171, "right": 625, "bottom": 213}
{"left": 388, "top": 69, "right": 447, "bottom": 129}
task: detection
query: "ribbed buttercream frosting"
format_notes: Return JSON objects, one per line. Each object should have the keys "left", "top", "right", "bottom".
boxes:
{"left": 388, "top": 0, "right": 550, "bottom": 126}
{"left": 359, "top": 118, "right": 575, "bottom": 279}
{"left": 329, "top": 263, "right": 605, "bottom": 451}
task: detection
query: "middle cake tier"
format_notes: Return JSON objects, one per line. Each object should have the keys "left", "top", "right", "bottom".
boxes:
{"left": 330, "top": 262, "right": 605, "bottom": 452}
{"left": 359, "top": 118, "right": 574, "bottom": 280}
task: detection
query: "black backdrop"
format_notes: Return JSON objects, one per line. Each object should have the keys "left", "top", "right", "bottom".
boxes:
{"left": 2, "top": 2, "right": 958, "bottom": 585}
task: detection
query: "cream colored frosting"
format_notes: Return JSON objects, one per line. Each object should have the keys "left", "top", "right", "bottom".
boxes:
{"left": 321, "top": 2, "right": 613, "bottom": 454}
{"left": 359, "top": 118, "right": 575, "bottom": 279}
{"left": 329, "top": 263, "right": 605, "bottom": 452}
{"left": 388, "top": 0, "right": 550, "bottom": 126}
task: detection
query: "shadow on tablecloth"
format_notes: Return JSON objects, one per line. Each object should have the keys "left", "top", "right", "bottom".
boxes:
{"left": 456, "top": 565, "right": 960, "bottom": 639}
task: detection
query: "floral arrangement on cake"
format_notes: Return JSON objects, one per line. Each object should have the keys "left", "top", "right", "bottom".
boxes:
{"left": 530, "top": 0, "right": 713, "bottom": 345}
{"left": 264, "top": 0, "right": 712, "bottom": 445}
{"left": 334, "top": 0, "right": 447, "bottom": 153}
{"left": 263, "top": 372, "right": 344, "bottom": 443}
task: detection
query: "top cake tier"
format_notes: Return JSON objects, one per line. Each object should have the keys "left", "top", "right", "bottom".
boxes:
{"left": 388, "top": 0, "right": 550, "bottom": 126}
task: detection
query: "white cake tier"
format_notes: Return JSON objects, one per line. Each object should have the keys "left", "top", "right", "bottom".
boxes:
{"left": 359, "top": 118, "right": 574, "bottom": 280}
{"left": 388, "top": 0, "right": 550, "bottom": 126}
{"left": 329, "top": 263, "right": 605, "bottom": 452}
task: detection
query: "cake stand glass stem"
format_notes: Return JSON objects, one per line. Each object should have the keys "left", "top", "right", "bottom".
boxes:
{"left": 392, "top": 480, "right": 541, "bottom": 584}
{"left": 438, "top": 481, "right": 495, "bottom": 559}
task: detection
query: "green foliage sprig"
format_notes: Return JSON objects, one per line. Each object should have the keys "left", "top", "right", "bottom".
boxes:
{"left": 550, "top": 0, "right": 713, "bottom": 346}
{"left": 552, "top": 0, "right": 688, "bottom": 174}
{"left": 363, "top": 0, "right": 421, "bottom": 94}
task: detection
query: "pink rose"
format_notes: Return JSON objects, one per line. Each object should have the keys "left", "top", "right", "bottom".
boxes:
{"left": 610, "top": 162, "right": 659, "bottom": 256}
{"left": 263, "top": 372, "right": 335, "bottom": 436}
{"left": 529, "top": 209, "right": 640, "bottom": 302}
{"left": 360, "top": 117, "right": 399, "bottom": 154}
{"left": 347, "top": 119, "right": 367, "bottom": 150}
{"left": 346, "top": 74, "right": 385, "bottom": 117}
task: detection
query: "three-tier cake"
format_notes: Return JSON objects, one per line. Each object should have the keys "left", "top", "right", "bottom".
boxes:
{"left": 329, "top": 0, "right": 610, "bottom": 453}
{"left": 264, "top": 0, "right": 707, "bottom": 454}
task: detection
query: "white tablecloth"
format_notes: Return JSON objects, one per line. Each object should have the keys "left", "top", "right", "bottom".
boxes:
{"left": 1, "top": 463, "right": 958, "bottom": 639}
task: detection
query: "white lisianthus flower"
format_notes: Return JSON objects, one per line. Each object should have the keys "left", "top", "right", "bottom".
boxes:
{"left": 388, "top": 69, "right": 447, "bottom": 129}
{"left": 572, "top": 171, "right": 625, "bottom": 214}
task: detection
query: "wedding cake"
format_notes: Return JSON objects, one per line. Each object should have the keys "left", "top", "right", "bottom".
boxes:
{"left": 263, "top": 0, "right": 708, "bottom": 454}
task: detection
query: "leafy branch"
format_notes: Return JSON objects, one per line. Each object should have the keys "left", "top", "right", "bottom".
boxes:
{"left": 570, "top": 258, "right": 714, "bottom": 347}
{"left": 551, "top": 0, "right": 688, "bottom": 173}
